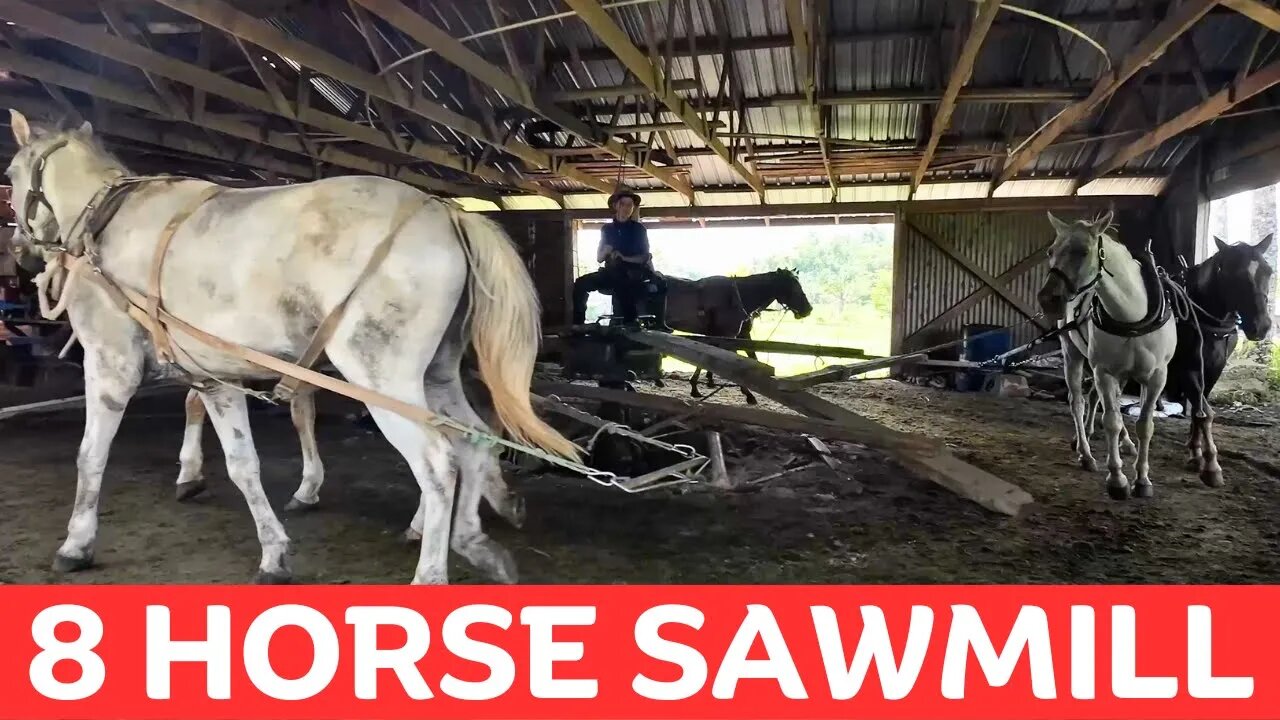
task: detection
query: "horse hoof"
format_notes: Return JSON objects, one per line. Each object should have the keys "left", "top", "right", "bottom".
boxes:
{"left": 1080, "top": 457, "right": 1097, "bottom": 472}
{"left": 52, "top": 552, "right": 93, "bottom": 573}
{"left": 1122, "top": 441, "right": 1138, "bottom": 455}
{"left": 175, "top": 479, "right": 206, "bottom": 502}
{"left": 1107, "top": 482, "right": 1132, "bottom": 501}
{"left": 483, "top": 547, "right": 519, "bottom": 585}
{"left": 1134, "top": 483, "right": 1155, "bottom": 499}
{"left": 501, "top": 495, "right": 526, "bottom": 529}
{"left": 254, "top": 569, "right": 292, "bottom": 585}
{"left": 1200, "top": 470, "right": 1226, "bottom": 488}
{"left": 284, "top": 496, "right": 319, "bottom": 513}
{"left": 744, "top": 397, "right": 758, "bottom": 406}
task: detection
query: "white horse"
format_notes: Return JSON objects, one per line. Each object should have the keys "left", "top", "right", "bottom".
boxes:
{"left": 175, "top": 384, "right": 528, "bottom": 536}
{"left": 1038, "top": 211, "right": 1178, "bottom": 500}
{"left": 5, "top": 110, "right": 576, "bottom": 584}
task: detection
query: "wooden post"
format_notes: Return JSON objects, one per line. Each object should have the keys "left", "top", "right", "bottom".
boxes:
{"left": 706, "top": 431, "right": 731, "bottom": 489}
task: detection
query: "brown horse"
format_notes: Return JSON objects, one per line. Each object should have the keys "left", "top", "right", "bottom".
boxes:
{"left": 665, "top": 268, "right": 813, "bottom": 404}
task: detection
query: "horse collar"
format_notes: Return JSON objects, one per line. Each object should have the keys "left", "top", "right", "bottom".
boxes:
{"left": 1089, "top": 254, "right": 1173, "bottom": 338}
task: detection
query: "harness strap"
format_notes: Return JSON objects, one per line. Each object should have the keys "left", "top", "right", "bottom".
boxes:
{"left": 272, "top": 197, "right": 429, "bottom": 402}
{"left": 146, "top": 185, "right": 227, "bottom": 363}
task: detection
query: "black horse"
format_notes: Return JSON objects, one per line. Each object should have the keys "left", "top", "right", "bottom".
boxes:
{"left": 665, "top": 269, "right": 814, "bottom": 404}
{"left": 1164, "top": 234, "right": 1272, "bottom": 486}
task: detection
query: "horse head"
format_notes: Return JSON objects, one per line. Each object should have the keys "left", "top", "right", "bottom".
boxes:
{"left": 6, "top": 110, "right": 125, "bottom": 251}
{"left": 1037, "top": 210, "right": 1112, "bottom": 321}
{"left": 775, "top": 267, "right": 813, "bottom": 319}
{"left": 1208, "top": 234, "right": 1273, "bottom": 341}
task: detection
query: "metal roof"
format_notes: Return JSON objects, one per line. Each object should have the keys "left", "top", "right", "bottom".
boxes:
{"left": 0, "top": 0, "right": 1271, "bottom": 208}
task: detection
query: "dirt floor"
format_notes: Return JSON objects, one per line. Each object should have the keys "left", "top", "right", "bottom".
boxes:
{"left": 2, "top": 369, "right": 1279, "bottom": 585}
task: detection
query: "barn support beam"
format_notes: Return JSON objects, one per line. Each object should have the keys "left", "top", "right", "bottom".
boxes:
{"left": 1221, "top": 0, "right": 1280, "bottom": 31}
{"left": 1083, "top": 59, "right": 1280, "bottom": 185}
{"left": 911, "top": 0, "right": 1003, "bottom": 197}
{"left": 0, "top": 0, "right": 550, "bottom": 197}
{"left": 349, "top": 0, "right": 693, "bottom": 201}
{"left": 562, "top": 0, "right": 766, "bottom": 194}
{"left": 147, "top": 0, "right": 611, "bottom": 194}
{"left": 0, "top": 91, "right": 320, "bottom": 181}
{"left": 993, "top": 0, "right": 1220, "bottom": 189}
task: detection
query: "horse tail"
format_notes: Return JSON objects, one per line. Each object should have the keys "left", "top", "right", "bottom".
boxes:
{"left": 449, "top": 208, "right": 579, "bottom": 460}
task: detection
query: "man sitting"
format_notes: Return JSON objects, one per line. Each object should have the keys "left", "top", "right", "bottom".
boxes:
{"left": 571, "top": 188, "right": 671, "bottom": 331}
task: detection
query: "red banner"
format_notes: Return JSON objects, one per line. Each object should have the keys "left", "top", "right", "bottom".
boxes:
{"left": 0, "top": 585, "right": 1274, "bottom": 719}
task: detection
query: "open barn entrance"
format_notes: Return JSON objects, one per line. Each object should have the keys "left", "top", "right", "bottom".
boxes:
{"left": 572, "top": 219, "right": 895, "bottom": 375}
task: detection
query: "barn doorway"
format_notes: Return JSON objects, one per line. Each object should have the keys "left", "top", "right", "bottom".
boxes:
{"left": 572, "top": 219, "right": 895, "bottom": 375}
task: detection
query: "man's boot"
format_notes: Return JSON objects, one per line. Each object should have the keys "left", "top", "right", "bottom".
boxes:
{"left": 651, "top": 292, "right": 673, "bottom": 333}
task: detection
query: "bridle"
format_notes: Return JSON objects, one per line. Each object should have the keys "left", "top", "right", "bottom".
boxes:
{"left": 1047, "top": 231, "right": 1113, "bottom": 302}
{"left": 15, "top": 138, "right": 70, "bottom": 245}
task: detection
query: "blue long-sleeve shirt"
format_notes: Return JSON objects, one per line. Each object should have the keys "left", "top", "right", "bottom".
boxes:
{"left": 600, "top": 220, "right": 650, "bottom": 264}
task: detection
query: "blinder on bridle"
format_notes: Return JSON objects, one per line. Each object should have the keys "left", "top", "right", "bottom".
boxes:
{"left": 16, "top": 138, "right": 71, "bottom": 246}
{"left": 1047, "top": 229, "right": 1114, "bottom": 300}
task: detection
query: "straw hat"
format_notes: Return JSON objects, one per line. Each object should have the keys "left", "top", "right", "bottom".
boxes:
{"left": 607, "top": 185, "right": 641, "bottom": 209}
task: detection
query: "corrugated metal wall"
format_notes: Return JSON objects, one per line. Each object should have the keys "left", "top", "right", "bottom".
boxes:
{"left": 893, "top": 210, "right": 1091, "bottom": 354}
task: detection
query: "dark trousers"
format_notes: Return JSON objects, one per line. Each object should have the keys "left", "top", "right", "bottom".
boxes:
{"left": 572, "top": 263, "right": 667, "bottom": 325}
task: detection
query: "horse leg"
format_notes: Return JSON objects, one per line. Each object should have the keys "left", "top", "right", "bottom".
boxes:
{"left": 53, "top": 347, "right": 143, "bottom": 573}
{"left": 1198, "top": 397, "right": 1225, "bottom": 488}
{"left": 482, "top": 463, "right": 525, "bottom": 529}
{"left": 1121, "top": 388, "right": 1138, "bottom": 456}
{"left": 198, "top": 386, "right": 292, "bottom": 582}
{"left": 690, "top": 367, "right": 703, "bottom": 398}
{"left": 740, "top": 384, "right": 758, "bottom": 405}
{"left": 175, "top": 388, "right": 208, "bottom": 501}
{"left": 425, "top": 375, "right": 518, "bottom": 583}
{"left": 284, "top": 385, "right": 324, "bottom": 512}
{"left": 1132, "top": 368, "right": 1168, "bottom": 499}
{"left": 1096, "top": 373, "right": 1130, "bottom": 500}
{"left": 1065, "top": 346, "right": 1096, "bottom": 471}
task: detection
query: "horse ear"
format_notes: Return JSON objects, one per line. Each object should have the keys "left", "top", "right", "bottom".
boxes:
{"left": 1095, "top": 209, "right": 1115, "bottom": 230}
{"left": 1256, "top": 233, "right": 1273, "bottom": 253}
{"left": 10, "top": 109, "right": 31, "bottom": 147}
{"left": 1215, "top": 236, "right": 1229, "bottom": 253}
{"left": 1046, "top": 211, "right": 1070, "bottom": 235}
{"left": 77, "top": 120, "right": 94, "bottom": 135}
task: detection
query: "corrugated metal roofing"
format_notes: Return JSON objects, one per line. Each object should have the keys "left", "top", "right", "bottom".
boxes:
{"left": 14, "top": 0, "right": 1257, "bottom": 205}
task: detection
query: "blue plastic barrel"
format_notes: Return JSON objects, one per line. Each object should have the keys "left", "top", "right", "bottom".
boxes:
{"left": 958, "top": 323, "right": 1011, "bottom": 391}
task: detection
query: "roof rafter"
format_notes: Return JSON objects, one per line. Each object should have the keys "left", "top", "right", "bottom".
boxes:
{"left": 912, "top": 0, "right": 1004, "bottom": 197}
{"left": 562, "top": 0, "right": 766, "bottom": 195}
{"left": 348, "top": 0, "right": 693, "bottom": 201}
{"left": 784, "top": 0, "right": 836, "bottom": 200}
{"left": 1221, "top": 0, "right": 1280, "bottom": 31}
{"left": 1082, "top": 58, "right": 1280, "bottom": 185}
{"left": 0, "top": 46, "right": 494, "bottom": 199}
{"left": 0, "top": 0, "right": 550, "bottom": 197}
{"left": 993, "top": 0, "right": 1220, "bottom": 189}
{"left": 147, "top": 0, "right": 611, "bottom": 196}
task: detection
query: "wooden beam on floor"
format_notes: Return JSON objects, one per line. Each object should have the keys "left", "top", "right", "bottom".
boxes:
{"left": 619, "top": 331, "right": 1035, "bottom": 516}
{"left": 687, "top": 336, "right": 870, "bottom": 359}
{"left": 1083, "top": 58, "right": 1280, "bottom": 185}
{"left": 777, "top": 354, "right": 925, "bottom": 389}
{"left": 911, "top": 0, "right": 1003, "bottom": 197}
{"left": 561, "top": 0, "right": 766, "bottom": 194}
{"left": 993, "top": 0, "right": 1220, "bottom": 189}
{"left": 350, "top": 0, "right": 694, "bottom": 202}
